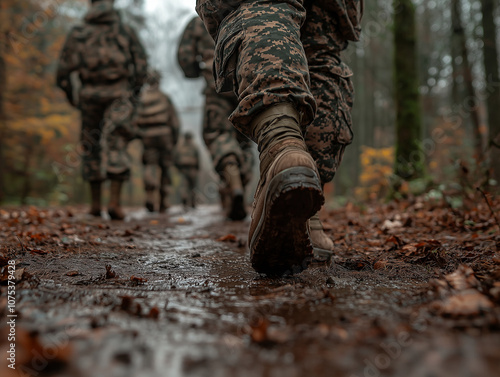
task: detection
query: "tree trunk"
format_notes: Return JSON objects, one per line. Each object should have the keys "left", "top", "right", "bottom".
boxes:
{"left": 452, "top": 0, "right": 484, "bottom": 163}
{"left": 480, "top": 0, "right": 500, "bottom": 185}
{"left": 393, "top": 0, "right": 424, "bottom": 179}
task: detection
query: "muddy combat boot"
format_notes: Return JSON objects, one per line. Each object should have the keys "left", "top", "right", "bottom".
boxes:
{"left": 89, "top": 181, "right": 102, "bottom": 217}
{"left": 145, "top": 189, "right": 155, "bottom": 212}
{"left": 159, "top": 190, "right": 169, "bottom": 213}
{"left": 222, "top": 155, "right": 247, "bottom": 221}
{"left": 309, "top": 212, "right": 334, "bottom": 264}
{"left": 249, "top": 103, "right": 324, "bottom": 275}
{"left": 108, "top": 180, "right": 126, "bottom": 220}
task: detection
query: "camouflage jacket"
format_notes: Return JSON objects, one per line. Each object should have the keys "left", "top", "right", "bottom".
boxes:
{"left": 174, "top": 140, "right": 200, "bottom": 169}
{"left": 56, "top": 1, "right": 148, "bottom": 105}
{"left": 177, "top": 16, "right": 231, "bottom": 97}
{"left": 136, "top": 86, "right": 180, "bottom": 143}
{"left": 196, "top": 0, "right": 364, "bottom": 43}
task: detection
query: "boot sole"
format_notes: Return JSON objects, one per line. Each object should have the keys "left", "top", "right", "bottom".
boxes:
{"left": 250, "top": 167, "right": 324, "bottom": 275}
{"left": 312, "top": 246, "right": 334, "bottom": 265}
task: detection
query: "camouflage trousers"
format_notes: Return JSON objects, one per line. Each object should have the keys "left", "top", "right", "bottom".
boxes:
{"left": 142, "top": 132, "right": 173, "bottom": 195}
{"left": 79, "top": 96, "right": 138, "bottom": 182}
{"left": 203, "top": 91, "right": 254, "bottom": 186}
{"left": 177, "top": 165, "right": 198, "bottom": 207}
{"left": 196, "top": 0, "right": 363, "bottom": 184}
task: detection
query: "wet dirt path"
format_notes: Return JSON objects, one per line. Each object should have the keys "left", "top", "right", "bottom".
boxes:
{"left": 1, "top": 205, "right": 499, "bottom": 377}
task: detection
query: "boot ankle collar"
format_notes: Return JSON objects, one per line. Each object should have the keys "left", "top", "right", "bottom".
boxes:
{"left": 250, "top": 103, "right": 300, "bottom": 141}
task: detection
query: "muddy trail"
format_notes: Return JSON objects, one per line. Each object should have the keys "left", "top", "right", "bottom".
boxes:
{"left": 1, "top": 197, "right": 500, "bottom": 377}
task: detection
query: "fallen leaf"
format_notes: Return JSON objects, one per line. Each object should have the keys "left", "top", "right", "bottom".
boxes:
{"left": 14, "top": 268, "right": 25, "bottom": 281}
{"left": 381, "top": 219, "right": 403, "bottom": 231}
{"left": 217, "top": 234, "right": 237, "bottom": 242}
{"left": 29, "top": 248, "right": 48, "bottom": 255}
{"left": 435, "top": 290, "right": 494, "bottom": 317}
{"left": 66, "top": 270, "right": 79, "bottom": 276}
{"left": 105, "top": 265, "right": 117, "bottom": 279}
{"left": 147, "top": 307, "right": 160, "bottom": 319}
{"left": 130, "top": 275, "right": 147, "bottom": 283}
{"left": 373, "top": 260, "right": 388, "bottom": 270}
{"left": 249, "top": 317, "right": 269, "bottom": 344}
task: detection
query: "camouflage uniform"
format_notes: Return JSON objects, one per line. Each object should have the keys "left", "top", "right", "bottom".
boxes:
{"left": 174, "top": 135, "right": 200, "bottom": 208}
{"left": 56, "top": 0, "right": 148, "bottom": 183}
{"left": 136, "top": 77, "right": 180, "bottom": 211}
{"left": 195, "top": 0, "right": 363, "bottom": 184}
{"left": 177, "top": 16, "right": 254, "bottom": 188}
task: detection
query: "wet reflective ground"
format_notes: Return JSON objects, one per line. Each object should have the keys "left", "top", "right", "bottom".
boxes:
{"left": 1, "top": 205, "right": 499, "bottom": 377}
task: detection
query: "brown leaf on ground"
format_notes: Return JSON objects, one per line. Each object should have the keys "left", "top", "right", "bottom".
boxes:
{"left": 381, "top": 219, "right": 403, "bottom": 231}
{"left": 434, "top": 290, "right": 494, "bottom": 318}
{"left": 385, "top": 235, "right": 404, "bottom": 247}
{"left": 29, "top": 248, "right": 48, "bottom": 255}
{"left": 14, "top": 329, "right": 72, "bottom": 372}
{"left": 66, "top": 270, "right": 79, "bottom": 276}
{"left": 217, "top": 234, "right": 237, "bottom": 242}
{"left": 147, "top": 307, "right": 160, "bottom": 319}
{"left": 444, "top": 265, "right": 480, "bottom": 291}
{"left": 105, "top": 264, "right": 118, "bottom": 279}
{"left": 14, "top": 268, "right": 25, "bottom": 281}
{"left": 373, "top": 260, "right": 388, "bottom": 270}
{"left": 130, "top": 275, "right": 147, "bottom": 283}
{"left": 249, "top": 317, "right": 269, "bottom": 344}
{"left": 429, "top": 265, "right": 495, "bottom": 318}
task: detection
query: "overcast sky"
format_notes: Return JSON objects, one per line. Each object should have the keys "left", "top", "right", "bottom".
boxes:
{"left": 145, "top": 0, "right": 196, "bottom": 13}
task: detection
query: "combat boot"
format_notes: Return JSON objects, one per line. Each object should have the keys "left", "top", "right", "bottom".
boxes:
{"left": 159, "top": 190, "right": 169, "bottom": 213}
{"left": 145, "top": 190, "right": 155, "bottom": 212}
{"left": 89, "top": 181, "right": 102, "bottom": 217}
{"left": 308, "top": 212, "right": 334, "bottom": 264}
{"left": 108, "top": 180, "right": 126, "bottom": 220}
{"left": 222, "top": 155, "right": 247, "bottom": 221}
{"left": 249, "top": 103, "right": 324, "bottom": 275}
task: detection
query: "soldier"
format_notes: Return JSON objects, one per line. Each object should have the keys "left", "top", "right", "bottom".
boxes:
{"left": 174, "top": 132, "right": 200, "bottom": 208}
{"left": 196, "top": 0, "right": 363, "bottom": 274}
{"left": 177, "top": 16, "right": 254, "bottom": 221}
{"left": 56, "top": 0, "right": 148, "bottom": 220}
{"left": 136, "top": 70, "right": 180, "bottom": 213}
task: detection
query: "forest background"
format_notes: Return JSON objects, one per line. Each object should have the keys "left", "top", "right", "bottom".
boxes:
{"left": 0, "top": 0, "right": 499, "bottom": 208}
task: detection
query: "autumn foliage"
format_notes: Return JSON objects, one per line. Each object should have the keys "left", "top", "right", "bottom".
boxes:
{"left": 0, "top": 0, "right": 86, "bottom": 205}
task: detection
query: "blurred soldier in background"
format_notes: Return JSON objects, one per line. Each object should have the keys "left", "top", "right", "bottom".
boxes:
{"left": 177, "top": 16, "right": 254, "bottom": 221}
{"left": 196, "top": 0, "right": 363, "bottom": 273}
{"left": 56, "top": 0, "right": 147, "bottom": 220}
{"left": 136, "top": 70, "right": 180, "bottom": 213}
{"left": 174, "top": 132, "right": 200, "bottom": 208}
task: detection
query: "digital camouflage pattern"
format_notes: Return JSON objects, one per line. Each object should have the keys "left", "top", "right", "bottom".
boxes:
{"left": 195, "top": 0, "right": 363, "bottom": 184}
{"left": 174, "top": 136, "right": 200, "bottom": 208}
{"left": 56, "top": 0, "right": 148, "bottom": 182}
{"left": 136, "top": 81, "right": 180, "bottom": 196}
{"left": 177, "top": 16, "right": 254, "bottom": 186}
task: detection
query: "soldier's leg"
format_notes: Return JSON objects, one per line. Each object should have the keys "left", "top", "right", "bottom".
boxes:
{"left": 302, "top": 3, "right": 357, "bottom": 262}
{"left": 187, "top": 169, "right": 198, "bottom": 208}
{"left": 203, "top": 94, "right": 247, "bottom": 220}
{"left": 178, "top": 168, "right": 189, "bottom": 208}
{"left": 102, "top": 98, "right": 136, "bottom": 220}
{"left": 198, "top": 0, "right": 323, "bottom": 275}
{"left": 142, "top": 136, "right": 159, "bottom": 212}
{"left": 158, "top": 143, "right": 172, "bottom": 213}
{"left": 79, "top": 101, "right": 109, "bottom": 216}
{"left": 235, "top": 130, "right": 255, "bottom": 187}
